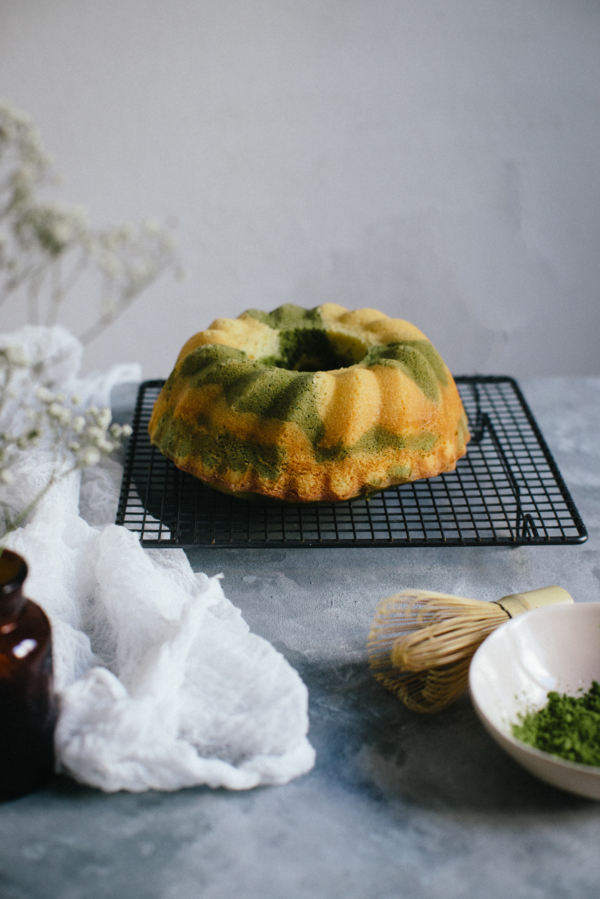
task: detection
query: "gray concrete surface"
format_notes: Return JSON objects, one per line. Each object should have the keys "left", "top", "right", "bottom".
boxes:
{"left": 1, "top": 377, "right": 599, "bottom": 899}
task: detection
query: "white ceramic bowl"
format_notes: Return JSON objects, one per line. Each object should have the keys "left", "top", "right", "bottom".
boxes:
{"left": 470, "top": 602, "right": 600, "bottom": 800}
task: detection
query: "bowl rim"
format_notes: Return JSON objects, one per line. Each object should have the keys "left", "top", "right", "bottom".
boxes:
{"left": 469, "top": 602, "right": 600, "bottom": 778}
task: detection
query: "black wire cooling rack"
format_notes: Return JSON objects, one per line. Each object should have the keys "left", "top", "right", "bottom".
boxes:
{"left": 115, "top": 377, "right": 587, "bottom": 548}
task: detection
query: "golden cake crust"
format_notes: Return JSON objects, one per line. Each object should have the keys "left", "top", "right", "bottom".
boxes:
{"left": 149, "top": 304, "right": 470, "bottom": 502}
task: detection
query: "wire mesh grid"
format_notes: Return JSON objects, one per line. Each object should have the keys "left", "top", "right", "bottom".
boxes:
{"left": 116, "top": 377, "right": 587, "bottom": 548}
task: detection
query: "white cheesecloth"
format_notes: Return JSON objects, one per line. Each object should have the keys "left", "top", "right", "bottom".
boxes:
{"left": 1, "top": 326, "right": 315, "bottom": 792}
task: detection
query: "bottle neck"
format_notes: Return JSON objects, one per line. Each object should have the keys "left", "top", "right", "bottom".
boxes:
{"left": 0, "top": 550, "right": 28, "bottom": 622}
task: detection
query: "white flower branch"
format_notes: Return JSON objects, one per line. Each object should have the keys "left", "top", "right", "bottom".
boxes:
{"left": 0, "top": 101, "right": 183, "bottom": 344}
{"left": 0, "top": 346, "right": 131, "bottom": 544}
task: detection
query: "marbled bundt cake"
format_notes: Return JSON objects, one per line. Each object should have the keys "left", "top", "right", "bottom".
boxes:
{"left": 148, "top": 303, "right": 470, "bottom": 502}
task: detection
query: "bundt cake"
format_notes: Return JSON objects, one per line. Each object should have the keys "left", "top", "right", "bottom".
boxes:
{"left": 148, "top": 303, "right": 470, "bottom": 503}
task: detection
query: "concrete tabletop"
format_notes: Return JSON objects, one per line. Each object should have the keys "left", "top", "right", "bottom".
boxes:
{"left": 1, "top": 377, "right": 599, "bottom": 899}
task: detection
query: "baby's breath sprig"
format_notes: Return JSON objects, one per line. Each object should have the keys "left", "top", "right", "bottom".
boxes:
{"left": 0, "top": 344, "right": 131, "bottom": 544}
{"left": 0, "top": 101, "right": 182, "bottom": 344}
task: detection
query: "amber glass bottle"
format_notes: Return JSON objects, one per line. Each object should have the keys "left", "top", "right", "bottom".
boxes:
{"left": 0, "top": 549, "right": 57, "bottom": 799}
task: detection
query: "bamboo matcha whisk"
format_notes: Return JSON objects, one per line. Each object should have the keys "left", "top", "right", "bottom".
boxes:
{"left": 368, "top": 586, "right": 573, "bottom": 714}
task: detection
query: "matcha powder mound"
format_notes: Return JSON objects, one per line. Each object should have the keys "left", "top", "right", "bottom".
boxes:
{"left": 512, "top": 680, "right": 600, "bottom": 766}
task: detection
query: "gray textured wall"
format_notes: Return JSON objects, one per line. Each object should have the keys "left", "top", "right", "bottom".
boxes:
{"left": 1, "top": 0, "right": 599, "bottom": 378}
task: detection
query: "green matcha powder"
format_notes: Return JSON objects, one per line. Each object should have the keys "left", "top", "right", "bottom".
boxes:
{"left": 512, "top": 681, "right": 600, "bottom": 766}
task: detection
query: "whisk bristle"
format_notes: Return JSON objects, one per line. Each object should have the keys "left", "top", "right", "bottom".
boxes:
{"left": 367, "top": 590, "right": 510, "bottom": 713}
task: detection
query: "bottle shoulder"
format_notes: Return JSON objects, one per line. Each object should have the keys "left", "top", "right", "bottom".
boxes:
{"left": 0, "top": 599, "right": 52, "bottom": 668}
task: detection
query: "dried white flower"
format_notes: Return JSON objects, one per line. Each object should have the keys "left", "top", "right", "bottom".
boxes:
{"left": 48, "top": 402, "right": 72, "bottom": 425}
{"left": 78, "top": 446, "right": 101, "bottom": 467}
{"left": 96, "top": 407, "right": 111, "bottom": 429}
{"left": 35, "top": 386, "right": 54, "bottom": 404}
{"left": 2, "top": 345, "right": 29, "bottom": 367}
{"left": 85, "top": 424, "right": 105, "bottom": 442}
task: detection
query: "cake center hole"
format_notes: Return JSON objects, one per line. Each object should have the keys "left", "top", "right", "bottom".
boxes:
{"left": 275, "top": 329, "right": 368, "bottom": 372}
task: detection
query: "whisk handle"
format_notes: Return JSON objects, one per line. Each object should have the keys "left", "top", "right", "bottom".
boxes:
{"left": 496, "top": 585, "right": 573, "bottom": 617}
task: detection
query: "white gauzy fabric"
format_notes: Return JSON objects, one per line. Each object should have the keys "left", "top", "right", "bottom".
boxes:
{"left": 1, "top": 327, "right": 315, "bottom": 792}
